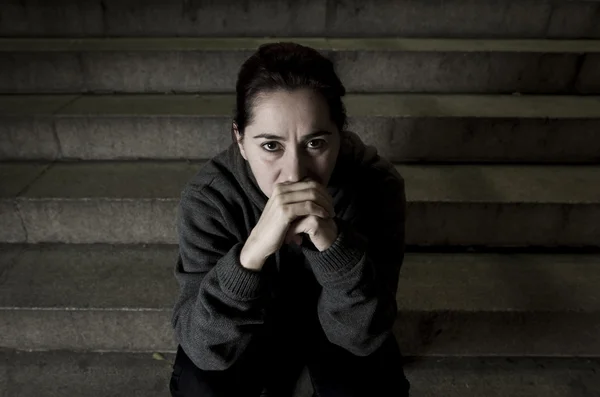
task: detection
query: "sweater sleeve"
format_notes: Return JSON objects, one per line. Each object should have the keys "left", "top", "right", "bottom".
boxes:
{"left": 302, "top": 171, "right": 406, "bottom": 356}
{"left": 171, "top": 184, "right": 269, "bottom": 371}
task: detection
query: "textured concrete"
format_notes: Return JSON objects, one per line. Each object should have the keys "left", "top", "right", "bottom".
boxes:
{"left": 2, "top": 0, "right": 600, "bottom": 38}
{"left": 2, "top": 38, "right": 600, "bottom": 93}
{"left": 2, "top": 94, "right": 600, "bottom": 162}
{"left": 2, "top": 245, "right": 599, "bottom": 312}
{"left": 0, "top": 0, "right": 104, "bottom": 37}
{"left": 12, "top": 161, "right": 200, "bottom": 244}
{"left": 54, "top": 116, "right": 233, "bottom": 160}
{"left": 56, "top": 94, "right": 234, "bottom": 116}
{"left": 0, "top": 53, "right": 84, "bottom": 93}
{"left": 576, "top": 54, "right": 600, "bottom": 93}
{"left": 0, "top": 202, "right": 26, "bottom": 243}
{"left": 4, "top": 308, "right": 600, "bottom": 356}
{"left": 0, "top": 117, "right": 60, "bottom": 160}
{"left": 17, "top": 198, "right": 179, "bottom": 244}
{"left": 399, "top": 165, "right": 600, "bottom": 203}
{"left": 406, "top": 202, "right": 600, "bottom": 247}
{"left": 0, "top": 349, "right": 173, "bottom": 397}
{"left": 335, "top": 51, "right": 579, "bottom": 94}
{"left": 547, "top": 2, "right": 600, "bottom": 38}
{"left": 0, "top": 95, "right": 77, "bottom": 115}
{"left": 0, "top": 162, "right": 48, "bottom": 197}
{"left": 1, "top": 351, "right": 599, "bottom": 397}
{"left": 0, "top": 244, "right": 178, "bottom": 309}
{"left": 403, "top": 357, "right": 600, "bottom": 397}
{"left": 395, "top": 311, "right": 600, "bottom": 357}
{"left": 397, "top": 253, "right": 600, "bottom": 312}
{"left": 4, "top": 38, "right": 600, "bottom": 52}
{"left": 1, "top": 244, "right": 600, "bottom": 355}
{"left": 2, "top": 162, "right": 600, "bottom": 245}
{"left": 18, "top": 161, "right": 199, "bottom": 199}
{"left": 351, "top": 117, "right": 600, "bottom": 163}
{"left": 344, "top": 94, "right": 600, "bottom": 117}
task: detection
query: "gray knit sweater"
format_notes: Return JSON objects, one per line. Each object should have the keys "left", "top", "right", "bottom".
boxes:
{"left": 171, "top": 131, "right": 406, "bottom": 371}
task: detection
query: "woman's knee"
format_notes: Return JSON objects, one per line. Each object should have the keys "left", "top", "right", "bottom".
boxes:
{"left": 169, "top": 344, "right": 264, "bottom": 397}
{"left": 307, "top": 335, "right": 410, "bottom": 396}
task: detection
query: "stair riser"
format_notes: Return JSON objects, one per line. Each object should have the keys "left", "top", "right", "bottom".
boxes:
{"left": 2, "top": 310, "right": 599, "bottom": 357}
{"left": 2, "top": 199, "right": 599, "bottom": 246}
{"left": 3, "top": 116, "right": 600, "bottom": 163}
{"left": 1, "top": 0, "right": 599, "bottom": 39}
{"left": 2, "top": 52, "right": 598, "bottom": 94}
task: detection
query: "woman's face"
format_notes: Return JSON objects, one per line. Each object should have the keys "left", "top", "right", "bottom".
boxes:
{"left": 235, "top": 88, "right": 341, "bottom": 198}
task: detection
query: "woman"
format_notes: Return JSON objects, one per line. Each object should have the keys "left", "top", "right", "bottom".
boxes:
{"left": 169, "top": 42, "right": 410, "bottom": 397}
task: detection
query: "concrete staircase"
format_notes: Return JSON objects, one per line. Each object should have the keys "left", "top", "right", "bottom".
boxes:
{"left": 1, "top": 0, "right": 600, "bottom": 396}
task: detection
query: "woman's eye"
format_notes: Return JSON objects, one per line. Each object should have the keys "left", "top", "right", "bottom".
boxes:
{"left": 262, "top": 142, "right": 280, "bottom": 152}
{"left": 261, "top": 139, "right": 326, "bottom": 153}
{"left": 308, "top": 139, "right": 325, "bottom": 149}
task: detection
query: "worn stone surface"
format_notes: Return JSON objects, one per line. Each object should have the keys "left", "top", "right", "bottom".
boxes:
{"left": 3, "top": 94, "right": 600, "bottom": 161}
{"left": 0, "top": 53, "right": 84, "bottom": 93}
{"left": 2, "top": 162, "right": 599, "bottom": 245}
{"left": 2, "top": 38, "right": 599, "bottom": 93}
{"left": 547, "top": 2, "right": 600, "bottom": 38}
{"left": 405, "top": 202, "right": 600, "bottom": 247}
{"left": 2, "top": 0, "right": 600, "bottom": 38}
{"left": 576, "top": 54, "right": 600, "bottom": 93}
{"left": 2, "top": 245, "right": 599, "bottom": 312}
{"left": 17, "top": 199, "right": 179, "bottom": 244}
{"left": 2, "top": 50, "right": 591, "bottom": 94}
{"left": 333, "top": 51, "right": 579, "bottom": 93}
{"left": 2, "top": 306, "right": 600, "bottom": 356}
{"left": 1, "top": 350, "right": 599, "bottom": 397}
{"left": 1, "top": 244, "right": 599, "bottom": 355}
{"left": 0, "top": 202, "right": 26, "bottom": 242}
{"left": 80, "top": 50, "right": 252, "bottom": 93}
{"left": 19, "top": 161, "right": 201, "bottom": 199}
{"left": 55, "top": 116, "right": 232, "bottom": 160}
{"left": 0, "top": 117, "right": 60, "bottom": 160}
{"left": 0, "top": 162, "right": 48, "bottom": 197}
{"left": 0, "top": 95, "right": 77, "bottom": 116}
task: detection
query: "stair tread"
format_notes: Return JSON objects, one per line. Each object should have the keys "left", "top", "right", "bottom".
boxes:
{"left": 1, "top": 161, "right": 599, "bottom": 203}
{"left": 2, "top": 94, "right": 600, "bottom": 118}
{"left": 1, "top": 244, "right": 599, "bottom": 312}
{"left": 1, "top": 349, "right": 599, "bottom": 397}
{"left": 1, "top": 37, "right": 600, "bottom": 53}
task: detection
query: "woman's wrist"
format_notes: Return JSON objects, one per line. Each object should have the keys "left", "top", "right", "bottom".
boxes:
{"left": 240, "top": 237, "right": 266, "bottom": 271}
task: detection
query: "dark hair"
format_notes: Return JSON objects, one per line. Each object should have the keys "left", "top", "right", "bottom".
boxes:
{"left": 232, "top": 42, "right": 347, "bottom": 142}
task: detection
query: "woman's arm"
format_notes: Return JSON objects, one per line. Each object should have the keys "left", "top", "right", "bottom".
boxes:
{"left": 171, "top": 183, "right": 269, "bottom": 371}
{"left": 302, "top": 171, "right": 406, "bottom": 356}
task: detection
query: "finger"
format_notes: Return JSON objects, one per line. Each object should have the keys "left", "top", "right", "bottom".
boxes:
{"left": 275, "top": 179, "right": 329, "bottom": 199}
{"left": 288, "top": 201, "right": 331, "bottom": 220}
{"left": 279, "top": 185, "right": 334, "bottom": 216}
{"left": 286, "top": 216, "right": 317, "bottom": 240}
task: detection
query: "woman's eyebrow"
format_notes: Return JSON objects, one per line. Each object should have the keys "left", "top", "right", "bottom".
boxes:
{"left": 253, "top": 130, "right": 333, "bottom": 141}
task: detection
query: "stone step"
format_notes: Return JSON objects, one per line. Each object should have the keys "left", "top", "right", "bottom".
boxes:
{"left": 1, "top": 349, "right": 599, "bottom": 397}
{"left": 1, "top": 0, "right": 599, "bottom": 39}
{"left": 1, "top": 161, "right": 599, "bottom": 246}
{"left": 1, "top": 38, "right": 599, "bottom": 94}
{"left": 2, "top": 94, "right": 600, "bottom": 163}
{"left": 1, "top": 244, "right": 600, "bottom": 356}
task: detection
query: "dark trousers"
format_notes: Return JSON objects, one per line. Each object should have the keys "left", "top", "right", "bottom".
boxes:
{"left": 169, "top": 324, "right": 410, "bottom": 397}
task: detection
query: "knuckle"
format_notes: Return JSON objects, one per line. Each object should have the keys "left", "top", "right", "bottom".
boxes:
{"left": 305, "top": 201, "right": 314, "bottom": 212}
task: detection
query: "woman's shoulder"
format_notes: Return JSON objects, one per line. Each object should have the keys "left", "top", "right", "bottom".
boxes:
{"left": 179, "top": 145, "right": 247, "bottom": 209}
{"left": 341, "top": 130, "right": 404, "bottom": 188}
